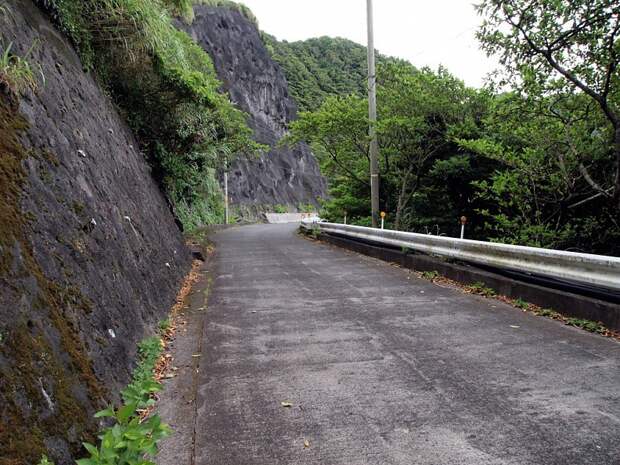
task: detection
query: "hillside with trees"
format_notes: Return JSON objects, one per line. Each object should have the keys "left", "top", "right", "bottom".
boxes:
{"left": 263, "top": 35, "right": 408, "bottom": 112}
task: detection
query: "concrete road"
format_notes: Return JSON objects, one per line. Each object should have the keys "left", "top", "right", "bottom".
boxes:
{"left": 194, "top": 224, "right": 620, "bottom": 465}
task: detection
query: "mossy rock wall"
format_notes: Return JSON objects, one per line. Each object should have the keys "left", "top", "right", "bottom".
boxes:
{"left": 0, "top": 2, "right": 192, "bottom": 464}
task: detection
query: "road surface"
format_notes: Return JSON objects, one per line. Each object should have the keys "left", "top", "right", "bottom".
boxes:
{"left": 186, "top": 224, "right": 620, "bottom": 465}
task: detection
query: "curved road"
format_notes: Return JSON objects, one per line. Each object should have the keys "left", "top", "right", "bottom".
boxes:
{"left": 192, "top": 224, "right": 620, "bottom": 465}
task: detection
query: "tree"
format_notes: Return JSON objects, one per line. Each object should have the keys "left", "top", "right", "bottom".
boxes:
{"left": 377, "top": 64, "right": 478, "bottom": 229}
{"left": 285, "top": 63, "right": 487, "bottom": 233}
{"left": 477, "top": 0, "right": 620, "bottom": 208}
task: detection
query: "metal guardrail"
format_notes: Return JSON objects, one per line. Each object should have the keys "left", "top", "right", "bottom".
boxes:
{"left": 301, "top": 220, "right": 620, "bottom": 292}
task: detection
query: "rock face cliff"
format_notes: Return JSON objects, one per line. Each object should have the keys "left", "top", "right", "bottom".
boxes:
{"left": 0, "top": 2, "right": 191, "bottom": 464}
{"left": 177, "top": 5, "right": 327, "bottom": 214}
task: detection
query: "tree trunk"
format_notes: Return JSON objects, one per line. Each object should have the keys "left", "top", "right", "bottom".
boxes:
{"left": 395, "top": 195, "right": 404, "bottom": 231}
{"left": 394, "top": 169, "right": 412, "bottom": 231}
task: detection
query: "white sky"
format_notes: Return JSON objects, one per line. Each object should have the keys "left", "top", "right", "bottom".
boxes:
{"left": 240, "top": 0, "right": 499, "bottom": 88}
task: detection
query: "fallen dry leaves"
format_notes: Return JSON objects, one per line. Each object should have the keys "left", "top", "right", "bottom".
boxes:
{"left": 139, "top": 258, "right": 204, "bottom": 420}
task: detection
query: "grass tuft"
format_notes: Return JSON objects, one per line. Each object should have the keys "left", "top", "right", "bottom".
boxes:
{"left": 0, "top": 41, "right": 39, "bottom": 96}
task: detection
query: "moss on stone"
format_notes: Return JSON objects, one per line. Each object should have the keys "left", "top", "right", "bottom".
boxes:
{"left": 0, "top": 97, "right": 102, "bottom": 464}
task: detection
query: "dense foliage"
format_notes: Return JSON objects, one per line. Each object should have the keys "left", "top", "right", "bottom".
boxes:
{"left": 36, "top": 0, "right": 261, "bottom": 231}
{"left": 264, "top": 35, "right": 407, "bottom": 112}
{"left": 472, "top": 0, "right": 620, "bottom": 252}
{"left": 285, "top": 63, "right": 493, "bottom": 237}
{"left": 281, "top": 0, "right": 620, "bottom": 255}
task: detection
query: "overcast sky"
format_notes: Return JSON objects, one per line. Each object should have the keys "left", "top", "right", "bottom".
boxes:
{"left": 239, "top": 0, "right": 499, "bottom": 88}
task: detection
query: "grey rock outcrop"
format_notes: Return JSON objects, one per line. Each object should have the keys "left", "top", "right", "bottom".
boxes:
{"left": 0, "top": 2, "right": 191, "bottom": 463}
{"left": 177, "top": 5, "right": 327, "bottom": 215}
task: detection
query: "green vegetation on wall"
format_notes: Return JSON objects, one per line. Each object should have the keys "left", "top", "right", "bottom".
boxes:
{"left": 0, "top": 41, "right": 39, "bottom": 97}
{"left": 184, "top": 0, "right": 257, "bottom": 25}
{"left": 36, "top": 0, "right": 262, "bottom": 231}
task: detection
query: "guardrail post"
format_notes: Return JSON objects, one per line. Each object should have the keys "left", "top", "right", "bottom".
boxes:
{"left": 460, "top": 216, "right": 467, "bottom": 239}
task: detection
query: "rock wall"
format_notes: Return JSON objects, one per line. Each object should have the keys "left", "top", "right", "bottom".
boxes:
{"left": 0, "top": 2, "right": 191, "bottom": 464}
{"left": 177, "top": 5, "right": 327, "bottom": 215}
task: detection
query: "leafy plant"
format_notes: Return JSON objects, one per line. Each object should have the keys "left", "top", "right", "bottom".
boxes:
{"left": 273, "top": 204, "right": 288, "bottom": 214}
{"left": 76, "top": 400, "right": 170, "bottom": 465}
{"left": 565, "top": 318, "right": 606, "bottom": 334}
{"left": 467, "top": 282, "right": 496, "bottom": 297}
{"left": 158, "top": 319, "right": 171, "bottom": 333}
{"left": 421, "top": 270, "right": 439, "bottom": 280}
{"left": 513, "top": 298, "right": 529, "bottom": 310}
{"left": 535, "top": 308, "right": 560, "bottom": 318}
{"left": 121, "top": 336, "right": 163, "bottom": 408}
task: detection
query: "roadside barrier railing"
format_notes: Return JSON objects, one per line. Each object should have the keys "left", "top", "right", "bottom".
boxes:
{"left": 300, "top": 220, "right": 620, "bottom": 292}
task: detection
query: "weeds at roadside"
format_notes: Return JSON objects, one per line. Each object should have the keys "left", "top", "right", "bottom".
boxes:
{"left": 38, "top": 258, "right": 205, "bottom": 465}
{"left": 565, "top": 317, "right": 607, "bottom": 334}
{"left": 513, "top": 298, "right": 529, "bottom": 310}
{"left": 158, "top": 318, "right": 171, "bottom": 333}
{"left": 38, "top": 327, "right": 170, "bottom": 465}
{"left": 421, "top": 270, "right": 439, "bottom": 281}
{"left": 466, "top": 281, "right": 497, "bottom": 297}
{"left": 534, "top": 308, "right": 560, "bottom": 318}
{"left": 121, "top": 336, "right": 164, "bottom": 409}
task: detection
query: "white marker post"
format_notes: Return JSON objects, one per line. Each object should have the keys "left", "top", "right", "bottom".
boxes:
{"left": 344, "top": 212, "right": 347, "bottom": 225}
{"left": 460, "top": 216, "right": 467, "bottom": 239}
{"left": 380, "top": 211, "right": 386, "bottom": 230}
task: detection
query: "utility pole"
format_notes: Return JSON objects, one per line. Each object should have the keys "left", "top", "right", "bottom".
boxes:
{"left": 367, "top": 0, "right": 380, "bottom": 228}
